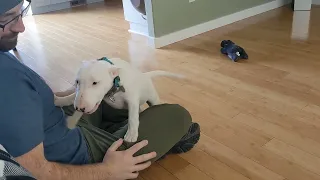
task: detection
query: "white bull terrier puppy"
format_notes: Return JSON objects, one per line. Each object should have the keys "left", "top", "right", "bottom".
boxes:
{"left": 54, "top": 57, "right": 184, "bottom": 142}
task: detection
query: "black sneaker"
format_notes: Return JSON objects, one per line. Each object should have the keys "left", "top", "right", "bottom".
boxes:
{"left": 159, "top": 122, "right": 200, "bottom": 159}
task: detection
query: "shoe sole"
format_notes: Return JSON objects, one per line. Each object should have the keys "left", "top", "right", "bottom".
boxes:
{"left": 158, "top": 123, "right": 200, "bottom": 160}
{"left": 170, "top": 122, "right": 201, "bottom": 154}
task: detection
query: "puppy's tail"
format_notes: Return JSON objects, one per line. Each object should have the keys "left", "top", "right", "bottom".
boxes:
{"left": 144, "top": 70, "right": 185, "bottom": 79}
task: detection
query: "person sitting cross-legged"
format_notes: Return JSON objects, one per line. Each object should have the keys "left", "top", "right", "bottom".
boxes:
{"left": 0, "top": 1, "right": 201, "bottom": 180}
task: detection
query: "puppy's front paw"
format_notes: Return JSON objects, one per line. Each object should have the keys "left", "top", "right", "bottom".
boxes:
{"left": 124, "top": 129, "right": 138, "bottom": 142}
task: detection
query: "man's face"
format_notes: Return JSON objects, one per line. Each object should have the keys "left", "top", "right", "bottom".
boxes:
{"left": 0, "top": 2, "right": 26, "bottom": 52}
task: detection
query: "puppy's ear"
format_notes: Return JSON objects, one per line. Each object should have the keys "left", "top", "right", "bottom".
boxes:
{"left": 109, "top": 66, "right": 120, "bottom": 78}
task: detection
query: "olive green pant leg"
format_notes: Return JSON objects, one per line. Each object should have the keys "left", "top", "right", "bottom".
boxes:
{"left": 62, "top": 102, "right": 128, "bottom": 132}
{"left": 62, "top": 103, "right": 127, "bottom": 162}
{"left": 63, "top": 103, "right": 192, "bottom": 164}
{"left": 112, "top": 104, "right": 192, "bottom": 157}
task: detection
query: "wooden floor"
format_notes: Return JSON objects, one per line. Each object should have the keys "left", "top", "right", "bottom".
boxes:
{"left": 14, "top": 1, "right": 320, "bottom": 180}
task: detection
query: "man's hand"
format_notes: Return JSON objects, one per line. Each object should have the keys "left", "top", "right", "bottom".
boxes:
{"left": 103, "top": 139, "right": 157, "bottom": 180}
{"left": 15, "top": 140, "right": 156, "bottom": 180}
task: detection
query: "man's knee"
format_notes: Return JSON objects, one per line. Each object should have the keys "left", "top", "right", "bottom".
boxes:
{"left": 167, "top": 104, "right": 192, "bottom": 132}
{"left": 163, "top": 104, "right": 191, "bottom": 121}
{"left": 146, "top": 103, "right": 192, "bottom": 133}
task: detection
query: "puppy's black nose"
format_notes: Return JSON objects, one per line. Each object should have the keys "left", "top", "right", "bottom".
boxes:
{"left": 80, "top": 108, "right": 85, "bottom": 112}
{"left": 75, "top": 107, "right": 79, "bottom": 111}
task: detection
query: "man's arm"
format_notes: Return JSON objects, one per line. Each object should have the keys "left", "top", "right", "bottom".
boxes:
{"left": 16, "top": 143, "right": 111, "bottom": 180}
{"left": 0, "top": 69, "right": 156, "bottom": 180}
{"left": 16, "top": 139, "right": 157, "bottom": 180}
{"left": 0, "top": 70, "right": 109, "bottom": 180}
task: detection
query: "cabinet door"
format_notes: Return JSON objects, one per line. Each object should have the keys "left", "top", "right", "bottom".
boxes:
{"left": 293, "top": 0, "right": 312, "bottom": 10}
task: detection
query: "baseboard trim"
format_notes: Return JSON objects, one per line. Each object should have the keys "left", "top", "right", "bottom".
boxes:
{"left": 313, "top": 0, "right": 320, "bottom": 5}
{"left": 86, "top": 0, "right": 104, "bottom": 4}
{"left": 31, "top": 2, "right": 71, "bottom": 15}
{"left": 149, "top": 0, "right": 291, "bottom": 48}
{"left": 128, "top": 29, "right": 148, "bottom": 37}
{"left": 31, "top": 0, "right": 104, "bottom": 15}
{"left": 127, "top": 21, "right": 149, "bottom": 37}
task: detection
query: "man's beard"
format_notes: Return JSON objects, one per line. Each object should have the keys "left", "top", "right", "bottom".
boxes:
{"left": 0, "top": 33, "right": 19, "bottom": 52}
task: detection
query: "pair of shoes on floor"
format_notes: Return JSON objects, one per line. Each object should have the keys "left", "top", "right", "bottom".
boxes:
{"left": 159, "top": 122, "right": 200, "bottom": 160}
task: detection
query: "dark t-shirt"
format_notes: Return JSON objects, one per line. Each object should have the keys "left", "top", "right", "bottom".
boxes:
{"left": 0, "top": 51, "right": 89, "bottom": 165}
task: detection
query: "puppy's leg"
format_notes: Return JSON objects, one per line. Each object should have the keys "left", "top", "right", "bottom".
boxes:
{"left": 54, "top": 93, "right": 76, "bottom": 107}
{"left": 55, "top": 85, "right": 76, "bottom": 97}
{"left": 66, "top": 111, "right": 83, "bottom": 129}
{"left": 146, "top": 86, "right": 161, "bottom": 107}
{"left": 124, "top": 99, "right": 140, "bottom": 142}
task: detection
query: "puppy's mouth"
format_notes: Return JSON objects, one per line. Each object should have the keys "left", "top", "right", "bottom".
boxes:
{"left": 87, "top": 101, "right": 101, "bottom": 114}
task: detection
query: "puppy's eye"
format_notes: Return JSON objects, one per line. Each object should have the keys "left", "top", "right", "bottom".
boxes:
{"left": 76, "top": 80, "right": 79, "bottom": 84}
{"left": 93, "top": 82, "right": 98, "bottom": 85}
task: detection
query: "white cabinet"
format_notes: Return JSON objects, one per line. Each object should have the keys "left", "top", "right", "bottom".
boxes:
{"left": 294, "top": 0, "right": 312, "bottom": 11}
{"left": 122, "top": 0, "right": 149, "bottom": 36}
